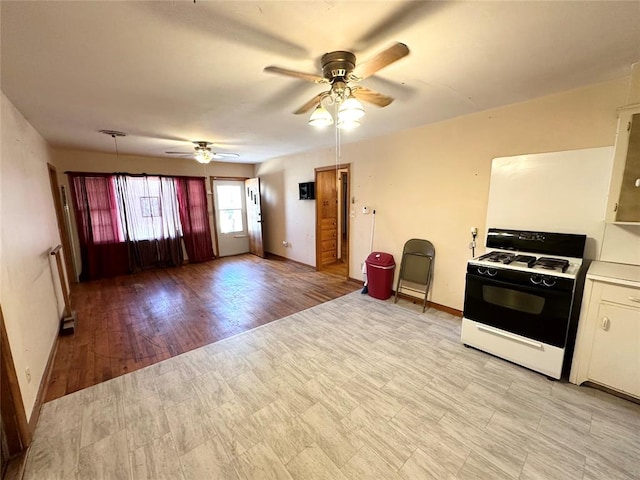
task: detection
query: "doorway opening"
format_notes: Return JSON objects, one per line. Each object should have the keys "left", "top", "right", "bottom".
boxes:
{"left": 212, "top": 179, "right": 249, "bottom": 257}
{"left": 315, "top": 164, "right": 350, "bottom": 279}
{"left": 210, "top": 177, "right": 264, "bottom": 258}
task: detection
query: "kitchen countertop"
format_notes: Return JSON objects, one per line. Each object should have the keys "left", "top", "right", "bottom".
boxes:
{"left": 587, "top": 261, "right": 640, "bottom": 288}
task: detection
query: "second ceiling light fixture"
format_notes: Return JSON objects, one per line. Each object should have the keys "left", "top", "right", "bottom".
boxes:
{"left": 166, "top": 141, "right": 239, "bottom": 164}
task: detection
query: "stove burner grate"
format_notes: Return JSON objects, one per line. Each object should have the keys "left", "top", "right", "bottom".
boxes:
{"left": 509, "top": 255, "right": 537, "bottom": 268}
{"left": 477, "top": 252, "right": 515, "bottom": 263}
{"left": 533, "top": 257, "right": 569, "bottom": 272}
{"left": 476, "top": 252, "right": 574, "bottom": 274}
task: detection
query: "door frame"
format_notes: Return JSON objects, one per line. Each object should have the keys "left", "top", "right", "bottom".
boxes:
{"left": 47, "top": 164, "right": 75, "bottom": 283}
{"left": 338, "top": 168, "right": 349, "bottom": 262}
{"left": 1, "top": 307, "right": 31, "bottom": 461}
{"left": 315, "top": 163, "right": 350, "bottom": 278}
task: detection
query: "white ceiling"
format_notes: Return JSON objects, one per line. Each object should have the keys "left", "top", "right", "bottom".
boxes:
{"left": 2, "top": 1, "right": 640, "bottom": 164}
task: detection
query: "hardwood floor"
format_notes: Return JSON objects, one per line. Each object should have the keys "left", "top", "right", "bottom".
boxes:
{"left": 322, "top": 259, "right": 348, "bottom": 278}
{"left": 44, "top": 254, "right": 359, "bottom": 402}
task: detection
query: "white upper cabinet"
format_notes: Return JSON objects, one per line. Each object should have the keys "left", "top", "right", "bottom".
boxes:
{"left": 606, "top": 105, "right": 640, "bottom": 223}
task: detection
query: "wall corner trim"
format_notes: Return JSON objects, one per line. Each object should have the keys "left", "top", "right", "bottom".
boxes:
{"left": 27, "top": 331, "right": 60, "bottom": 435}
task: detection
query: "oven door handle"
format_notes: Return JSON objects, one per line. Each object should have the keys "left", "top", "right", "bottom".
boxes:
{"left": 477, "top": 324, "right": 544, "bottom": 349}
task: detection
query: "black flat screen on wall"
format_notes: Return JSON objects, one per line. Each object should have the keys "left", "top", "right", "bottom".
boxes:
{"left": 299, "top": 182, "right": 315, "bottom": 200}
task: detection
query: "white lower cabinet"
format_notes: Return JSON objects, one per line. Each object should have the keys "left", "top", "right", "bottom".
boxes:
{"left": 571, "top": 262, "right": 640, "bottom": 399}
{"left": 587, "top": 303, "right": 640, "bottom": 396}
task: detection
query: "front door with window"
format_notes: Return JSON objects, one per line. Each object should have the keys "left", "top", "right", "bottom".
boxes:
{"left": 213, "top": 180, "right": 249, "bottom": 257}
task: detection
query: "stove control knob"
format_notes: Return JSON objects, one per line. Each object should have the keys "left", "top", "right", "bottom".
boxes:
{"left": 487, "top": 269, "right": 497, "bottom": 277}
{"left": 542, "top": 277, "right": 556, "bottom": 287}
{"left": 478, "top": 267, "right": 487, "bottom": 275}
{"left": 530, "top": 275, "right": 542, "bottom": 285}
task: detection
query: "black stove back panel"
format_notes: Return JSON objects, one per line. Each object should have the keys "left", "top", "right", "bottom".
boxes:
{"left": 486, "top": 229, "right": 586, "bottom": 258}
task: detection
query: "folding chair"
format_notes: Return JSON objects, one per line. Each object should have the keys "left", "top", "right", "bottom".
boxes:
{"left": 394, "top": 239, "right": 434, "bottom": 312}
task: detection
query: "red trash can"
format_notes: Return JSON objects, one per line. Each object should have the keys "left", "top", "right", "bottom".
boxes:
{"left": 365, "top": 252, "right": 396, "bottom": 300}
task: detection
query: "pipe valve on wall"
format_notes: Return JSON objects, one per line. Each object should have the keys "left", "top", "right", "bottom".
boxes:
{"left": 469, "top": 227, "right": 478, "bottom": 257}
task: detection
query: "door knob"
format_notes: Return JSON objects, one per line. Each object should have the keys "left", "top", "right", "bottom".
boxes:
{"left": 601, "top": 316, "right": 610, "bottom": 331}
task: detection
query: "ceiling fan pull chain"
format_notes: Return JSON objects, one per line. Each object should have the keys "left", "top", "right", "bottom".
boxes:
{"left": 335, "top": 101, "right": 341, "bottom": 171}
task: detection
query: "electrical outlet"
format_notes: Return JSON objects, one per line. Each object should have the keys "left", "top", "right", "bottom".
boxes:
{"left": 25, "top": 367, "right": 31, "bottom": 383}
{"left": 282, "top": 241, "right": 289, "bottom": 247}
{"left": 471, "top": 227, "right": 478, "bottom": 236}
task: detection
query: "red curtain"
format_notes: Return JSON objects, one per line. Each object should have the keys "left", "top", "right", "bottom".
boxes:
{"left": 175, "top": 177, "right": 215, "bottom": 263}
{"left": 69, "top": 174, "right": 129, "bottom": 280}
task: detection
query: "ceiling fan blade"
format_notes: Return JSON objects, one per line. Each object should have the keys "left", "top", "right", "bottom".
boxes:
{"left": 352, "top": 42, "right": 410, "bottom": 80}
{"left": 264, "top": 66, "right": 326, "bottom": 84}
{"left": 353, "top": 3, "right": 438, "bottom": 51}
{"left": 352, "top": 86, "right": 394, "bottom": 107}
{"left": 294, "top": 93, "right": 325, "bottom": 115}
{"left": 212, "top": 153, "right": 240, "bottom": 159}
{"left": 165, "top": 151, "right": 193, "bottom": 155}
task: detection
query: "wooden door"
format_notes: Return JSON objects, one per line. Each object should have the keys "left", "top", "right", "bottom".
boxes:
{"left": 245, "top": 177, "right": 265, "bottom": 258}
{"left": 315, "top": 169, "right": 338, "bottom": 269}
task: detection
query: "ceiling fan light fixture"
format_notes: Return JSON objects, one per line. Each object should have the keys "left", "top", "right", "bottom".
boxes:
{"left": 338, "top": 96, "right": 365, "bottom": 123}
{"left": 308, "top": 104, "right": 334, "bottom": 127}
{"left": 337, "top": 118, "right": 361, "bottom": 130}
{"left": 266, "top": 42, "right": 409, "bottom": 131}
{"left": 195, "top": 149, "right": 213, "bottom": 164}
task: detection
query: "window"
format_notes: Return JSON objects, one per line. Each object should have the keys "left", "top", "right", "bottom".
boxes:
{"left": 70, "top": 173, "right": 214, "bottom": 279}
{"left": 178, "top": 178, "right": 208, "bottom": 234}
{"left": 82, "top": 176, "right": 123, "bottom": 243}
{"left": 216, "top": 184, "right": 244, "bottom": 234}
{"left": 118, "top": 177, "right": 182, "bottom": 241}
{"left": 140, "top": 197, "right": 160, "bottom": 217}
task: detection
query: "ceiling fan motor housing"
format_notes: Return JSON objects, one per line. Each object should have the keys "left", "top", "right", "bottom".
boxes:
{"left": 321, "top": 51, "right": 356, "bottom": 81}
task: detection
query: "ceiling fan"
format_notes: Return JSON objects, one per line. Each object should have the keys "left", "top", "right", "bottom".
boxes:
{"left": 165, "top": 141, "right": 239, "bottom": 164}
{"left": 264, "top": 42, "right": 409, "bottom": 128}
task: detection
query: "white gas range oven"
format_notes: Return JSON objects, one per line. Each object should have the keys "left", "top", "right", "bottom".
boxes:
{"left": 461, "top": 228, "right": 587, "bottom": 379}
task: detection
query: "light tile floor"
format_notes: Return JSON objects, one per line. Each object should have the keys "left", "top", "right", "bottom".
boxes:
{"left": 24, "top": 292, "right": 640, "bottom": 479}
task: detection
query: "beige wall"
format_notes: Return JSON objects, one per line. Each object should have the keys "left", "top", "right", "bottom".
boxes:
{"left": 1, "top": 92, "right": 63, "bottom": 419}
{"left": 53, "top": 149, "right": 255, "bottom": 277}
{"left": 600, "top": 223, "right": 640, "bottom": 265}
{"left": 53, "top": 149, "right": 255, "bottom": 178}
{"left": 256, "top": 77, "right": 634, "bottom": 311}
